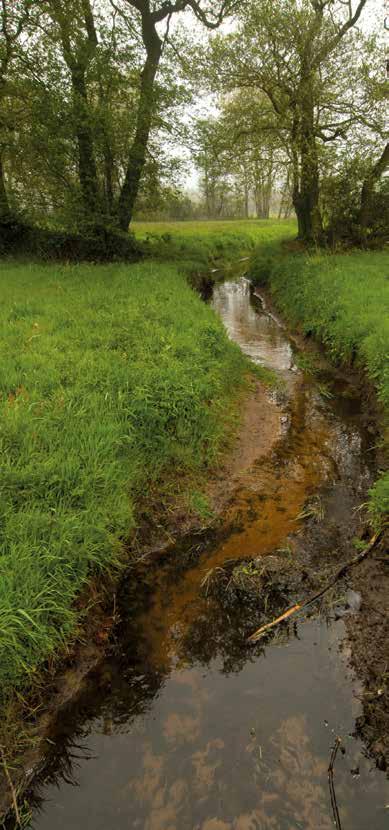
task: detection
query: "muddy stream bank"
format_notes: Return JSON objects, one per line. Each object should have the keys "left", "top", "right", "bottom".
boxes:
{"left": 8, "top": 277, "right": 389, "bottom": 829}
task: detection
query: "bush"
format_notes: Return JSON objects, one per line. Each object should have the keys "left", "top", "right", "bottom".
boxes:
{"left": 0, "top": 218, "right": 142, "bottom": 262}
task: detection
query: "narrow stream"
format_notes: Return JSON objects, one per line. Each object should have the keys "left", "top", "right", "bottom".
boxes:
{"left": 27, "top": 278, "right": 389, "bottom": 830}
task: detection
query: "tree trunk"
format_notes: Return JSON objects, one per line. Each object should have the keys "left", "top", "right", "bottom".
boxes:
{"left": 359, "top": 141, "right": 389, "bottom": 234}
{"left": 244, "top": 178, "right": 249, "bottom": 218}
{"left": 71, "top": 66, "right": 101, "bottom": 221}
{"left": 117, "top": 16, "right": 161, "bottom": 231}
{"left": 47, "top": 0, "right": 101, "bottom": 226}
{"left": 103, "top": 138, "right": 114, "bottom": 217}
{"left": 204, "top": 159, "right": 211, "bottom": 217}
{"left": 293, "top": 67, "right": 323, "bottom": 243}
{"left": 0, "top": 154, "right": 11, "bottom": 220}
{"left": 296, "top": 131, "right": 322, "bottom": 241}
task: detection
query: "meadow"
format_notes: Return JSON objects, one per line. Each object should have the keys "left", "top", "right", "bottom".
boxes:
{"left": 133, "top": 219, "right": 297, "bottom": 274}
{"left": 0, "top": 258, "right": 250, "bottom": 695}
{"left": 249, "top": 246, "right": 389, "bottom": 523}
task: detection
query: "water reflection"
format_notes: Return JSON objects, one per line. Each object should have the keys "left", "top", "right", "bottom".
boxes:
{"left": 212, "top": 280, "right": 293, "bottom": 373}
{"left": 30, "top": 620, "right": 389, "bottom": 830}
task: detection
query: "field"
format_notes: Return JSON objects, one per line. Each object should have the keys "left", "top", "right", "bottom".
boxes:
{"left": 133, "top": 219, "right": 297, "bottom": 272}
{"left": 0, "top": 258, "right": 251, "bottom": 695}
{"left": 249, "top": 246, "right": 389, "bottom": 522}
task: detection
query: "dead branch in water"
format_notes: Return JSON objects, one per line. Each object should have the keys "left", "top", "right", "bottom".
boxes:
{"left": 328, "top": 736, "right": 343, "bottom": 830}
{"left": 248, "top": 531, "right": 382, "bottom": 643}
{"left": 0, "top": 745, "right": 21, "bottom": 826}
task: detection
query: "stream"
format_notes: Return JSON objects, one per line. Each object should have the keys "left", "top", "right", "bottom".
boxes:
{"left": 27, "top": 277, "right": 389, "bottom": 830}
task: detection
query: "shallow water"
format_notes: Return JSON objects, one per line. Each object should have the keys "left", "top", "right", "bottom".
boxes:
{"left": 28, "top": 278, "right": 389, "bottom": 830}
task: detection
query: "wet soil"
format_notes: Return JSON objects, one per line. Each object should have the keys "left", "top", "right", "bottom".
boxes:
{"left": 2, "top": 276, "right": 389, "bottom": 830}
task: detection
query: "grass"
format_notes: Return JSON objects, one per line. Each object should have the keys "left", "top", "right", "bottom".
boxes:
{"left": 0, "top": 258, "right": 252, "bottom": 696}
{"left": 133, "top": 219, "right": 297, "bottom": 276}
{"left": 249, "top": 246, "right": 389, "bottom": 525}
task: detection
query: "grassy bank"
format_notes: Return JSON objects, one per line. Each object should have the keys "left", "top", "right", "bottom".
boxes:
{"left": 249, "top": 246, "right": 389, "bottom": 523}
{"left": 0, "top": 259, "right": 250, "bottom": 696}
{"left": 134, "top": 219, "right": 297, "bottom": 276}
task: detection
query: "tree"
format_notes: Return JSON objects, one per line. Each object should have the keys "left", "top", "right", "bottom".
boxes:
{"left": 210, "top": 0, "right": 372, "bottom": 242}
{"left": 217, "top": 91, "right": 289, "bottom": 219}
{"left": 192, "top": 90, "right": 291, "bottom": 219}
{"left": 114, "top": 0, "right": 240, "bottom": 230}
{"left": 44, "top": 0, "right": 106, "bottom": 224}
{"left": 1, "top": 0, "right": 241, "bottom": 234}
{"left": 0, "top": 0, "right": 36, "bottom": 220}
{"left": 359, "top": 142, "right": 389, "bottom": 233}
{"left": 193, "top": 117, "right": 234, "bottom": 217}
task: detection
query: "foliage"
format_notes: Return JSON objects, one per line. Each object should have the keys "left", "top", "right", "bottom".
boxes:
{"left": 206, "top": 0, "right": 385, "bottom": 242}
{"left": 369, "top": 474, "right": 389, "bottom": 530}
{"left": 0, "top": 0, "right": 238, "bottom": 237}
{"left": 320, "top": 151, "right": 389, "bottom": 244}
{"left": 0, "top": 219, "right": 142, "bottom": 262}
{"left": 0, "top": 259, "right": 248, "bottom": 694}
{"left": 193, "top": 93, "right": 292, "bottom": 220}
{"left": 249, "top": 244, "right": 389, "bottom": 522}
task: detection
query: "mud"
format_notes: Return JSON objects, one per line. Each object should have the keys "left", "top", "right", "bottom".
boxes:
{"left": 1, "top": 275, "right": 388, "bottom": 830}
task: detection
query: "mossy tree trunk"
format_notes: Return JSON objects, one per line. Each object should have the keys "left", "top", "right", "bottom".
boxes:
{"left": 117, "top": 7, "right": 161, "bottom": 231}
{"left": 70, "top": 66, "right": 101, "bottom": 221}
{"left": 48, "top": 0, "right": 102, "bottom": 226}
{"left": 0, "top": 154, "right": 11, "bottom": 220}
{"left": 359, "top": 141, "right": 389, "bottom": 236}
{"left": 292, "top": 64, "right": 323, "bottom": 244}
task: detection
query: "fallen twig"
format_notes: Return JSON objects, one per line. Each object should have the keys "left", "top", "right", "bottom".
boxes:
{"left": 0, "top": 745, "right": 21, "bottom": 826}
{"left": 328, "top": 736, "right": 342, "bottom": 830}
{"left": 248, "top": 531, "right": 382, "bottom": 643}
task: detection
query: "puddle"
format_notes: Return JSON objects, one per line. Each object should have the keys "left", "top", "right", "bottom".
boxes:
{"left": 26, "top": 278, "right": 389, "bottom": 830}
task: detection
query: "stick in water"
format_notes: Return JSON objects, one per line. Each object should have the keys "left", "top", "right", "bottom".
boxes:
{"left": 247, "top": 531, "right": 382, "bottom": 643}
{"left": 328, "top": 737, "right": 343, "bottom": 830}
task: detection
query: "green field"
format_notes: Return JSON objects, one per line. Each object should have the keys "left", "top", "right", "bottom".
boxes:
{"left": 249, "top": 246, "right": 389, "bottom": 523}
{"left": 133, "top": 219, "right": 297, "bottom": 273}
{"left": 0, "top": 258, "right": 251, "bottom": 695}
{"left": 133, "top": 218, "right": 297, "bottom": 240}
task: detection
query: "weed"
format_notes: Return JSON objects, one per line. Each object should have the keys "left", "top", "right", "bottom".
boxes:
{"left": 293, "top": 353, "right": 317, "bottom": 375}
{"left": 317, "top": 382, "right": 334, "bottom": 400}
{"left": 189, "top": 491, "right": 214, "bottom": 521}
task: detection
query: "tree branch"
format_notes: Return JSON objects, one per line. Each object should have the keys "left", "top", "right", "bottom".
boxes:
{"left": 314, "top": 0, "right": 368, "bottom": 65}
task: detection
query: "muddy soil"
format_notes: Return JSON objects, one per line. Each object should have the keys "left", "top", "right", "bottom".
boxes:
{"left": 1, "top": 275, "right": 388, "bottom": 830}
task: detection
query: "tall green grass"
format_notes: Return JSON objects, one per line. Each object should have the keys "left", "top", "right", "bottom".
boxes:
{"left": 0, "top": 260, "right": 247, "bottom": 694}
{"left": 250, "top": 247, "right": 389, "bottom": 524}
{"left": 134, "top": 219, "right": 297, "bottom": 273}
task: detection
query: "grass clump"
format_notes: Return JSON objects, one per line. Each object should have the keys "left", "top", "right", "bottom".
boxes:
{"left": 0, "top": 259, "right": 247, "bottom": 695}
{"left": 250, "top": 246, "right": 389, "bottom": 524}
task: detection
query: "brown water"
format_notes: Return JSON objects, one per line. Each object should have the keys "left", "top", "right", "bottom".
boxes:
{"left": 28, "top": 278, "right": 389, "bottom": 830}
